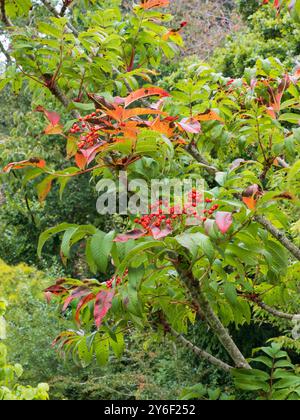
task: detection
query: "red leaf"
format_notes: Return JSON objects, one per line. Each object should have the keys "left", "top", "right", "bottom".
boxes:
{"left": 150, "top": 225, "right": 172, "bottom": 239}
{"left": 75, "top": 293, "right": 96, "bottom": 324}
{"left": 62, "top": 287, "right": 90, "bottom": 312}
{"left": 45, "top": 110, "right": 61, "bottom": 126}
{"left": 3, "top": 158, "right": 46, "bottom": 173}
{"left": 94, "top": 290, "right": 115, "bottom": 329}
{"left": 44, "top": 291, "right": 53, "bottom": 304}
{"left": 139, "top": 0, "right": 169, "bottom": 10}
{"left": 177, "top": 117, "right": 201, "bottom": 134}
{"left": 114, "top": 229, "right": 147, "bottom": 243}
{"left": 124, "top": 87, "right": 170, "bottom": 108}
{"left": 35, "top": 106, "right": 61, "bottom": 125}
{"left": 80, "top": 144, "right": 102, "bottom": 166}
{"left": 44, "top": 284, "right": 67, "bottom": 295}
{"left": 215, "top": 212, "right": 233, "bottom": 235}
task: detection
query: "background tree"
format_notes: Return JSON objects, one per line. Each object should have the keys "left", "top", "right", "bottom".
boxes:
{"left": 1, "top": 0, "right": 300, "bottom": 400}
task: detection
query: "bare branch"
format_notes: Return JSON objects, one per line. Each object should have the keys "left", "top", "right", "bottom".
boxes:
{"left": 255, "top": 215, "right": 300, "bottom": 261}
{"left": 160, "top": 318, "right": 233, "bottom": 372}
{"left": 173, "top": 261, "right": 251, "bottom": 369}
{"left": 45, "top": 78, "right": 80, "bottom": 119}
{"left": 254, "top": 300, "right": 299, "bottom": 321}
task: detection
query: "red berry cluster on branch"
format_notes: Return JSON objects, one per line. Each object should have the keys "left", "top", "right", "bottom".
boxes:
{"left": 70, "top": 110, "right": 104, "bottom": 149}
{"left": 133, "top": 193, "right": 219, "bottom": 236}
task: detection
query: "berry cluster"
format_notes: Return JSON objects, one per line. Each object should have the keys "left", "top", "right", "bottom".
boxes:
{"left": 133, "top": 194, "right": 220, "bottom": 235}
{"left": 69, "top": 111, "right": 104, "bottom": 149}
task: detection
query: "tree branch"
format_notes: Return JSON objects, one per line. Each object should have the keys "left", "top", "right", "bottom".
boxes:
{"left": 0, "top": 0, "right": 12, "bottom": 27}
{"left": 185, "top": 142, "right": 218, "bottom": 175}
{"left": 43, "top": 75, "right": 80, "bottom": 119}
{"left": 40, "top": 0, "right": 79, "bottom": 36}
{"left": 254, "top": 300, "right": 300, "bottom": 321}
{"left": 160, "top": 318, "right": 233, "bottom": 372}
{"left": 60, "top": 0, "right": 72, "bottom": 17}
{"left": 255, "top": 215, "right": 300, "bottom": 261}
{"left": 173, "top": 261, "right": 251, "bottom": 369}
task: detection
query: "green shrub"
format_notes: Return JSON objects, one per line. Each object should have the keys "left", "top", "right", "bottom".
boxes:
{"left": 213, "top": 6, "right": 300, "bottom": 76}
{"left": 0, "top": 298, "right": 49, "bottom": 400}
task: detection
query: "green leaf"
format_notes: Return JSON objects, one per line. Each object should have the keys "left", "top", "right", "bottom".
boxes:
{"left": 224, "top": 282, "right": 238, "bottom": 306}
{"left": 94, "top": 333, "right": 109, "bottom": 367}
{"left": 278, "top": 113, "right": 300, "bottom": 124}
{"left": 90, "top": 230, "right": 114, "bottom": 274}
{"left": 118, "top": 240, "right": 163, "bottom": 274}
{"left": 77, "top": 337, "right": 93, "bottom": 368}
{"left": 175, "top": 232, "right": 215, "bottom": 261}
{"left": 61, "top": 227, "right": 79, "bottom": 259}
{"left": 251, "top": 356, "right": 273, "bottom": 369}
{"left": 38, "top": 223, "right": 76, "bottom": 257}
{"left": 109, "top": 331, "right": 125, "bottom": 359}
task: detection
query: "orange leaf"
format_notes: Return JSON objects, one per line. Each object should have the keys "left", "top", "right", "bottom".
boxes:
{"left": 105, "top": 106, "right": 125, "bottom": 122}
{"left": 75, "top": 152, "right": 87, "bottom": 170}
{"left": 37, "top": 177, "right": 54, "bottom": 202}
{"left": 118, "top": 121, "right": 140, "bottom": 139}
{"left": 124, "top": 87, "right": 170, "bottom": 108}
{"left": 163, "top": 21, "right": 187, "bottom": 41}
{"left": 149, "top": 117, "right": 176, "bottom": 137}
{"left": 242, "top": 196, "right": 257, "bottom": 210}
{"left": 139, "top": 0, "right": 169, "bottom": 10}
{"left": 195, "top": 110, "right": 223, "bottom": 123}
{"left": 45, "top": 123, "right": 63, "bottom": 135}
{"left": 3, "top": 158, "right": 46, "bottom": 173}
{"left": 123, "top": 108, "right": 167, "bottom": 120}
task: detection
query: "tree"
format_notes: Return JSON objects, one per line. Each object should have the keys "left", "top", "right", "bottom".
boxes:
{"left": 1, "top": 0, "right": 300, "bottom": 400}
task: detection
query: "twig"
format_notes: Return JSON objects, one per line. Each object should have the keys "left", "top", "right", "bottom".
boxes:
{"left": 45, "top": 76, "right": 80, "bottom": 119}
{"left": 254, "top": 300, "right": 299, "bottom": 321}
{"left": 40, "top": 0, "right": 79, "bottom": 36}
{"left": 255, "top": 215, "right": 300, "bottom": 261}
